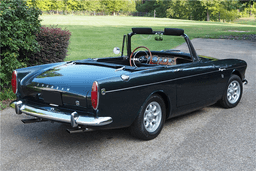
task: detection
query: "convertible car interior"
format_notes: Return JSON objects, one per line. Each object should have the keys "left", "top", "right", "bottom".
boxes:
{"left": 76, "top": 27, "right": 195, "bottom": 69}
{"left": 96, "top": 51, "right": 192, "bottom": 66}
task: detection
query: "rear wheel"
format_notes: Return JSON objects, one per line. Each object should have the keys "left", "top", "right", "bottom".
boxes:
{"left": 130, "top": 95, "right": 166, "bottom": 140}
{"left": 219, "top": 75, "right": 243, "bottom": 108}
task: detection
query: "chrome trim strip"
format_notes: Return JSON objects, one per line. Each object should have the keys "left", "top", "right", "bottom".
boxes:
{"left": 12, "top": 101, "right": 112, "bottom": 126}
{"left": 105, "top": 68, "right": 223, "bottom": 94}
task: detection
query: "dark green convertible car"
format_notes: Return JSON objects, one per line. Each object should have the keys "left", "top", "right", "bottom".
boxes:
{"left": 11, "top": 28, "right": 248, "bottom": 140}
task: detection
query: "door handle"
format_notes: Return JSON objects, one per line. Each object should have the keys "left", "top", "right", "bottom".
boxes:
{"left": 219, "top": 68, "right": 226, "bottom": 72}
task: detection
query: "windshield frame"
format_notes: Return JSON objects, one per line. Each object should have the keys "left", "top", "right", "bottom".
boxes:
{"left": 124, "top": 28, "right": 199, "bottom": 62}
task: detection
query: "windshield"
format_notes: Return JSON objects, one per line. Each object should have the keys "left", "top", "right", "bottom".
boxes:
{"left": 131, "top": 34, "right": 190, "bottom": 54}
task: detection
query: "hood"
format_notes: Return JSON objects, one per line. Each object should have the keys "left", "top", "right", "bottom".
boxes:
{"left": 30, "top": 63, "right": 130, "bottom": 96}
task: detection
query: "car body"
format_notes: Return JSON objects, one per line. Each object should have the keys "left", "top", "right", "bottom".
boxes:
{"left": 11, "top": 28, "right": 248, "bottom": 140}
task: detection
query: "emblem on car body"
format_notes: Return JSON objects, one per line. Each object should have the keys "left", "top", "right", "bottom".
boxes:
{"left": 35, "top": 83, "right": 71, "bottom": 92}
{"left": 76, "top": 101, "right": 80, "bottom": 106}
{"left": 101, "top": 88, "right": 106, "bottom": 95}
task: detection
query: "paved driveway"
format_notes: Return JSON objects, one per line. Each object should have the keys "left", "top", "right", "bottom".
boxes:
{"left": 1, "top": 39, "right": 255, "bottom": 170}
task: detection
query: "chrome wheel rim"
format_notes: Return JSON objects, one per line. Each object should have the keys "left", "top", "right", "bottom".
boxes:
{"left": 144, "top": 101, "right": 162, "bottom": 133}
{"left": 227, "top": 80, "right": 241, "bottom": 104}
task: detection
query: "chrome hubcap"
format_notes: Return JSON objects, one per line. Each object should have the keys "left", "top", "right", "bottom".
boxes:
{"left": 227, "top": 80, "right": 241, "bottom": 104}
{"left": 144, "top": 101, "right": 162, "bottom": 132}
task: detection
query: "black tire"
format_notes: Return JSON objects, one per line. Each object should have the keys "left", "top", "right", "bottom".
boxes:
{"left": 219, "top": 75, "right": 243, "bottom": 108}
{"left": 130, "top": 95, "right": 166, "bottom": 140}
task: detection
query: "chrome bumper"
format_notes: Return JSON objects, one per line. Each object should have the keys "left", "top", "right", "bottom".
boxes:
{"left": 242, "top": 79, "right": 248, "bottom": 85}
{"left": 10, "top": 101, "right": 113, "bottom": 128}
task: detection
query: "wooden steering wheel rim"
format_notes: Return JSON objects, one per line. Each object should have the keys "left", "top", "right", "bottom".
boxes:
{"left": 129, "top": 46, "right": 153, "bottom": 67}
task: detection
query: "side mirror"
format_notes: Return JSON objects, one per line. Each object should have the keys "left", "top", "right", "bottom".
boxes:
{"left": 113, "top": 47, "right": 120, "bottom": 54}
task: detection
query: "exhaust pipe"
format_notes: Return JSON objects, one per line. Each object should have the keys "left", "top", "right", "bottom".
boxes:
{"left": 67, "top": 127, "right": 94, "bottom": 134}
{"left": 21, "top": 118, "right": 48, "bottom": 124}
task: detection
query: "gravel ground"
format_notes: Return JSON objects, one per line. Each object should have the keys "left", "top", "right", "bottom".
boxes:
{"left": 1, "top": 39, "right": 255, "bottom": 171}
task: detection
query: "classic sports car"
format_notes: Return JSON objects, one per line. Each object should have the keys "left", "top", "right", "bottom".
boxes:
{"left": 11, "top": 28, "right": 248, "bottom": 140}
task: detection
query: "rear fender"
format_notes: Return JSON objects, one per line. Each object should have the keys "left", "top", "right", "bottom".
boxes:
{"left": 135, "top": 90, "right": 172, "bottom": 123}
{"left": 15, "top": 62, "right": 66, "bottom": 98}
{"left": 231, "top": 69, "right": 243, "bottom": 80}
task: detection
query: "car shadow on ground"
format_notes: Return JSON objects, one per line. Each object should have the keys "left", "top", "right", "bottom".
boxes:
{"left": 7, "top": 103, "right": 223, "bottom": 147}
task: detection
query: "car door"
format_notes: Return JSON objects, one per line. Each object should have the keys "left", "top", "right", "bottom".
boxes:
{"left": 175, "top": 60, "right": 222, "bottom": 107}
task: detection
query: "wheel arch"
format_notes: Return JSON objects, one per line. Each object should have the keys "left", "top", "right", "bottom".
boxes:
{"left": 148, "top": 90, "right": 172, "bottom": 120}
{"left": 231, "top": 69, "right": 242, "bottom": 80}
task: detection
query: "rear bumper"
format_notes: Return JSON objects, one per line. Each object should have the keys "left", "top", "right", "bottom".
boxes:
{"left": 10, "top": 101, "right": 113, "bottom": 127}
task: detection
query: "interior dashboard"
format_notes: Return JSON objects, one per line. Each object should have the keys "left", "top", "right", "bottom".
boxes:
{"left": 149, "top": 55, "right": 177, "bottom": 65}
{"left": 133, "top": 52, "right": 193, "bottom": 66}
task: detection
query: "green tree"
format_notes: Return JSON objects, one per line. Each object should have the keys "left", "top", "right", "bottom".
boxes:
{"left": 122, "top": 0, "right": 136, "bottom": 13}
{"left": 241, "top": 0, "right": 256, "bottom": 16}
{"left": 86, "top": 0, "right": 102, "bottom": 13}
{"left": 200, "top": 0, "right": 222, "bottom": 21}
{"left": 50, "top": 0, "right": 64, "bottom": 14}
{"left": 166, "top": 0, "right": 190, "bottom": 19}
{"left": 0, "top": 0, "right": 42, "bottom": 89}
{"left": 188, "top": 0, "right": 207, "bottom": 20}
{"left": 67, "top": 0, "right": 79, "bottom": 12}
{"left": 102, "top": 0, "right": 123, "bottom": 15}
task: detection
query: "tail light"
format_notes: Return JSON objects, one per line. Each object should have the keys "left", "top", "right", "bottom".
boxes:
{"left": 11, "top": 70, "right": 17, "bottom": 94}
{"left": 91, "top": 81, "right": 99, "bottom": 110}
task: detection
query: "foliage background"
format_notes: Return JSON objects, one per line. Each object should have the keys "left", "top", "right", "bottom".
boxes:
{"left": 26, "top": 0, "right": 256, "bottom": 21}
{"left": 0, "top": 0, "right": 71, "bottom": 106}
{"left": 0, "top": 0, "right": 42, "bottom": 90}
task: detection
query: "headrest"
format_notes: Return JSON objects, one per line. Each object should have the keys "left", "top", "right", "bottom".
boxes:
{"left": 132, "top": 28, "right": 153, "bottom": 34}
{"left": 164, "top": 28, "right": 184, "bottom": 36}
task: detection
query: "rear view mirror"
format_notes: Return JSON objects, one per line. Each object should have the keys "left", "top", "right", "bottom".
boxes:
{"left": 155, "top": 33, "right": 163, "bottom": 41}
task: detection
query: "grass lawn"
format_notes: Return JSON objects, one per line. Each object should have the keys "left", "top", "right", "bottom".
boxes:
{"left": 233, "top": 17, "right": 256, "bottom": 25}
{"left": 41, "top": 15, "right": 256, "bottom": 61}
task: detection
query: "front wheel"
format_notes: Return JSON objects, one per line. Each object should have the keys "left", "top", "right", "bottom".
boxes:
{"left": 219, "top": 75, "right": 243, "bottom": 108}
{"left": 130, "top": 95, "right": 166, "bottom": 140}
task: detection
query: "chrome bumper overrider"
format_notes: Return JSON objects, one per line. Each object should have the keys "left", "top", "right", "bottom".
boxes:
{"left": 10, "top": 101, "right": 113, "bottom": 128}
{"left": 243, "top": 79, "right": 248, "bottom": 85}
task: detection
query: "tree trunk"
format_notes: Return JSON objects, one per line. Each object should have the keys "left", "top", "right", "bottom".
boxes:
{"left": 219, "top": 12, "right": 220, "bottom": 22}
{"left": 249, "top": 5, "right": 252, "bottom": 16}
{"left": 207, "top": 8, "right": 210, "bottom": 21}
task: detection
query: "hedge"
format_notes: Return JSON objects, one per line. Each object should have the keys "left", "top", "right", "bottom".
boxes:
{"left": 26, "top": 26, "right": 72, "bottom": 65}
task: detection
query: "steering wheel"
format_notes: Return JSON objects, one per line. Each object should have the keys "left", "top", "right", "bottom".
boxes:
{"left": 129, "top": 46, "right": 153, "bottom": 67}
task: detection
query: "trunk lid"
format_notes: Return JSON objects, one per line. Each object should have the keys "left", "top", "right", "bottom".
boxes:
{"left": 31, "top": 63, "right": 130, "bottom": 96}
{"left": 22, "top": 63, "right": 130, "bottom": 110}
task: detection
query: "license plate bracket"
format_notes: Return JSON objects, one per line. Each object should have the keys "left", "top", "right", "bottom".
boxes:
{"left": 42, "top": 91, "right": 62, "bottom": 106}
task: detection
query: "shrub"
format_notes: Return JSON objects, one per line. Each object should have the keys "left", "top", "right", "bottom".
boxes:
{"left": 27, "top": 26, "right": 71, "bottom": 65}
{"left": 0, "top": 0, "right": 42, "bottom": 90}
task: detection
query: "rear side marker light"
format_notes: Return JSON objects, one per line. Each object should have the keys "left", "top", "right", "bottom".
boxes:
{"left": 91, "top": 81, "right": 99, "bottom": 110}
{"left": 11, "top": 70, "right": 17, "bottom": 94}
